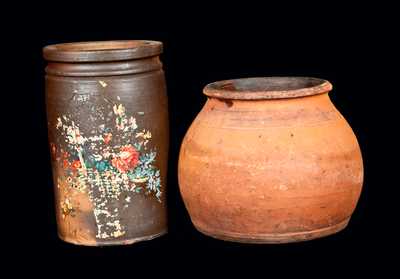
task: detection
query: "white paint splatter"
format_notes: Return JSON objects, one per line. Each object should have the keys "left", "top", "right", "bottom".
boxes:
{"left": 99, "top": 80, "right": 108, "bottom": 88}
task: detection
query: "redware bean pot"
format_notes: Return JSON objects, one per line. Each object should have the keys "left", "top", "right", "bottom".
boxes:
{"left": 178, "top": 77, "right": 363, "bottom": 243}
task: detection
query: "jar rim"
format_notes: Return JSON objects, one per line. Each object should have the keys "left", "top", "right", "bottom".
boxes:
{"left": 204, "top": 77, "right": 333, "bottom": 100}
{"left": 43, "top": 40, "right": 162, "bottom": 62}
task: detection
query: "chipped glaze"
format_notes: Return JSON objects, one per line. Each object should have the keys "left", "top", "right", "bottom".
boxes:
{"left": 52, "top": 100, "right": 162, "bottom": 240}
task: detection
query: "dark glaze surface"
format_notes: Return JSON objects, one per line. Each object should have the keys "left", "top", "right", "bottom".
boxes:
{"left": 44, "top": 41, "right": 168, "bottom": 245}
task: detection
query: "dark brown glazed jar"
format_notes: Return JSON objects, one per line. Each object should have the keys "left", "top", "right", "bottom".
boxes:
{"left": 43, "top": 41, "right": 168, "bottom": 246}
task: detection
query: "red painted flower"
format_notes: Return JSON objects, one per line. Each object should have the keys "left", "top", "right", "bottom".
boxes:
{"left": 104, "top": 133, "right": 112, "bottom": 144}
{"left": 111, "top": 145, "right": 139, "bottom": 173}
{"left": 71, "top": 160, "right": 81, "bottom": 170}
{"left": 63, "top": 159, "right": 70, "bottom": 169}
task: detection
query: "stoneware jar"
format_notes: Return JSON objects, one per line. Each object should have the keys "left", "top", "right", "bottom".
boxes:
{"left": 44, "top": 40, "right": 169, "bottom": 246}
{"left": 178, "top": 77, "right": 363, "bottom": 243}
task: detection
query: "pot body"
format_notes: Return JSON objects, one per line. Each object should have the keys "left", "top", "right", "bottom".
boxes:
{"left": 44, "top": 41, "right": 168, "bottom": 246}
{"left": 178, "top": 79, "right": 363, "bottom": 243}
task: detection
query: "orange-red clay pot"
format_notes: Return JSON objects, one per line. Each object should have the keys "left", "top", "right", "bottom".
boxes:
{"left": 178, "top": 77, "right": 363, "bottom": 243}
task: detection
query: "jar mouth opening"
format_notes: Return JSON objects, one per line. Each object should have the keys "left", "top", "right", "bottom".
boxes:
{"left": 204, "top": 77, "right": 332, "bottom": 100}
{"left": 43, "top": 40, "right": 162, "bottom": 62}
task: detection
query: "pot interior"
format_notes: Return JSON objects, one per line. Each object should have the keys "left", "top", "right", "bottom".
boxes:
{"left": 220, "top": 77, "right": 323, "bottom": 92}
{"left": 204, "top": 77, "right": 332, "bottom": 100}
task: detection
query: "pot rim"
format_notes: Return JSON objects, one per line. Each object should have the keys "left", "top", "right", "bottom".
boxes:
{"left": 43, "top": 40, "right": 162, "bottom": 62}
{"left": 204, "top": 77, "right": 333, "bottom": 100}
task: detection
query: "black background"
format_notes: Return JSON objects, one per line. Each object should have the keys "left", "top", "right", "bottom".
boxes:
{"left": 4, "top": 1, "right": 394, "bottom": 274}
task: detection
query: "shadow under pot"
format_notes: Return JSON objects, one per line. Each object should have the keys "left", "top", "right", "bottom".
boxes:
{"left": 44, "top": 40, "right": 169, "bottom": 246}
{"left": 178, "top": 77, "right": 363, "bottom": 243}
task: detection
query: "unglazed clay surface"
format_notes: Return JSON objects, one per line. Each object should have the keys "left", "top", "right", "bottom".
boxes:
{"left": 178, "top": 77, "right": 363, "bottom": 243}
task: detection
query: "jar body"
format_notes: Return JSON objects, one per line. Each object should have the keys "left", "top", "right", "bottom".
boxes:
{"left": 45, "top": 42, "right": 168, "bottom": 245}
{"left": 178, "top": 93, "right": 363, "bottom": 243}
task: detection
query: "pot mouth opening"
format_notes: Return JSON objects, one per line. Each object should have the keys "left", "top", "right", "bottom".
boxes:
{"left": 204, "top": 77, "right": 332, "bottom": 100}
{"left": 43, "top": 40, "right": 162, "bottom": 62}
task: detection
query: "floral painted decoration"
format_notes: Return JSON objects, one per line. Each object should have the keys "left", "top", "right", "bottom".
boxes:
{"left": 52, "top": 96, "right": 162, "bottom": 240}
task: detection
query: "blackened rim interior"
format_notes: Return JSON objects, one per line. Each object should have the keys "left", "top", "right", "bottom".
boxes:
{"left": 204, "top": 77, "right": 332, "bottom": 100}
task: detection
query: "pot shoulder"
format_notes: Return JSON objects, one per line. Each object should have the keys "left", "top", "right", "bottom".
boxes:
{"left": 180, "top": 95, "right": 362, "bottom": 165}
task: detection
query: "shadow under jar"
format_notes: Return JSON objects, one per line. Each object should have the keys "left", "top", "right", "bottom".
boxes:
{"left": 44, "top": 40, "right": 169, "bottom": 246}
{"left": 178, "top": 77, "right": 363, "bottom": 243}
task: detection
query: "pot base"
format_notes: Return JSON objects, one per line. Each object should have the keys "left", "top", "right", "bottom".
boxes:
{"left": 59, "top": 230, "right": 167, "bottom": 246}
{"left": 194, "top": 218, "right": 350, "bottom": 244}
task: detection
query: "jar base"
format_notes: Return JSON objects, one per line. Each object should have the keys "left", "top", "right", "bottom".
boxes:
{"left": 193, "top": 218, "right": 350, "bottom": 244}
{"left": 58, "top": 230, "right": 167, "bottom": 246}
